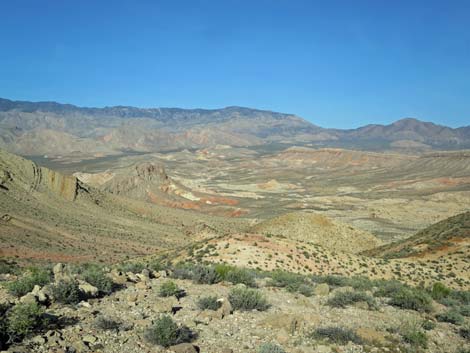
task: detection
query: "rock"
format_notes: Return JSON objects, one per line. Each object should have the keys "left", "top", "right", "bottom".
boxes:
{"left": 353, "top": 301, "right": 370, "bottom": 310}
{"left": 53, "top": 263, "right": 68, "bottom": 282}
{"left": 31, "top": 335, "right": 46, "bottom": 345}
{"left": 135, "top": 281, "right": 150, "bottom": 290}
{"left": 168, "top": 343, "right": 198, "bottom": 353}
{"left": 82, "top": 335, "right": 97, "bottom": 344}
{"left": 217, "top": 298, "right": 233, "bottom": 318}
{"left": 314, "top": 283, "right": 330, "bottom": 296}
{"left": 109, "top": 270, "right": 127, "bottom": 285}
{"left": 141, "top": 268, "right": 151, "bottom": 278}
{"left": 20, "top": 292, "right": 37, "bottom": 304}
{"left": 78, "top": 282, "right": 99, "bottom": 297}
{"left": 32, "top": 285, "right": 48, "bottom": 303}
{"left": 71, "top": 340, "right": 90, "bottom": 352}
{"left": 126, "top": 272, "right": 139, "bottom": 282}
{"left": 153, "top": 298, "right": 178, "bottom": 313}
{"left": 126, "top": 293, "right": 138, "bottom": 303}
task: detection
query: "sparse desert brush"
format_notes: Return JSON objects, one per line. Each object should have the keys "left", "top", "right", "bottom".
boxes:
{"left": 374, "top": 280, "right": 407, "bottom": 297}
{"left": 388, "top": 287, "right": 433, "bottom": 312}
{"left": 191, "top": 264, "right": 221, "bottom": 284}
{"left": 117, "top": 262, "right": 146, "bottom": 274}
{"left": 144, "top": 315, "right": 195, "bottom": 347}
{"left": 159, "top": 281, "right": 180, "bottom": 297}
{"left": 95, "top": 315, "right": 121, "bottom": 331}
{"left": 6, "top": 302, "right": 48, "bottom": 342}
{"left": 436, "top": 309, "right": 464, "bottom": 325}
{"left": 225, "top": 267, "right": 257, "bottom": 287}
{"left": 51, "top": 280, "right": 81, "bottom": 304}
{"left": 6, "top": 267, "right": 52, "bottom": 297}
{"left": 327, "top": 290, "right": 377, "bottom": 309}
{"left": 81, "top": 266, "right": 114, "bottom": 295}
{"left": 0, "top": 260, "right": 19, "bottom": 275}
{"left": 310, "top": 326, "right": 363, "bottom": 345}
{"left": 459, "top": 323, "right": 470, "bottom": 340}
{"left": 399, "top": 320, "right": 428, "bottom": 350}
{"left": 429, "top": 282, "right": 452, "bottom": 300}
{"left": 228, "top": 287, "right": 270, "bottom": 311}
{"left": 268, "top": 270, "right": 313, "bottom": 295}
{"left": 258, "top": 342, "right": 286, "bottom": 353}
{"left": 197, "top": 296, "right": 221, "bottom": 311}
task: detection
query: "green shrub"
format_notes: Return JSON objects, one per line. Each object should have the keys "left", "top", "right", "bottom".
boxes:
{"left": 82, "top": 267, "right": 114, "bottom": 295}
{"left": 228, "top": 287, "right": 270, "bottom": 311}
{"left": 6, "top": 267, "right": 52, "bottom": 297}
{"left": 401, "top": 324, "right": 428, "bottom": 349}
{"left": 459, "top": 323, "right": 470, "bottom": 340}
{"left": 258, "top": 342, "right": 286, "bottom": 353}
{"left": 450, "top": 290, "right": 470, "bottom": 306}
{"left": 226, "top": 268, "right": 256, "bottom": 287}
{"left": 6, "top": 302, "right": 47, "bottom": 342}
{"left": 159, "top": 281, "right": 180, "bottom": 297}
{"left": 0, "top": 260, "right": 19, "bottom": 275}
{"left": 191, "top": 265, "right": 220, "bottom": 284}
{"left": 51, "top": 281, "right": 81, "bottom": 304}
{"left": 269, "top": 270, "right": 312, "bottom": 295}
{"left": 95, "top": 315, "right": 121, "bottom": 331}
{"left": 374, "top": 280, "right": 406, "bottom": 297}
{"left": 312, "top": 274, "right": 350, "bottom": 287}
{"left": 422, "top": 320, "right": 436, "bottom": 331}
{"left": 459, "top": 305, "right": 470, "bottom": 317}
{"left": 197, "top": 296, "right": 221, "bottom": 311}
{"left": 144, "top": 315, "right": 195, "bottom": 347}
{"left": 389, "top": 287, "right": 433, "bottom": 312}
{"left": 327, "top": 290, "right": 377, "bottom": 309}
{"left": 429, "top": 282, "right": 451, "bottom": 300}
{"left": 436, "top": 310, "right": 464, "bottom": 325}
{"left": 0, "top": 304, "right": 10, "bottom": 349}
{"left": 118, "top": 262, "right": 146, "bottom": 274}
{"left": 310, "top": 326, "right": 363, "bottom": 345}
{"left": 148, "top": 259, "right": 166, "bottom": 272}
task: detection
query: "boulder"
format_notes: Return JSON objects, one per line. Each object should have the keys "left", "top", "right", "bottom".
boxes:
{"left": 217, "top": 298, "right": 233, "bottom": 318}
{"left": 20, "top": 292, "right": 37, "bottom": 304}
{"left": 78, "top": 282, "right": 99, "bottom": 297}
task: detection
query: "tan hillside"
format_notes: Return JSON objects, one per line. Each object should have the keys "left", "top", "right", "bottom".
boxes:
{"left": 251, "top": 212, "right": 381, "bottom": 253}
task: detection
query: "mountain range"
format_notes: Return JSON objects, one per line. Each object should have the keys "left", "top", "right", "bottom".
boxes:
{"left": 0, "top": 97, "right": 469, "bottom": 157}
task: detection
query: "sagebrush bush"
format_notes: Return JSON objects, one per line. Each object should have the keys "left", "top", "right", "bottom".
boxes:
{"left": 197, "top": 296, "right": 221, "bottom": 311}
{"left": 191, "top": 265, "right": 220, "bottom": 284}
{"left": 159, "top": 281, "right": 180, "bottom": 297}
{"left": 6, "top": 302, "right": 47, "bottom": 342}
{"left": 422, "top": 320, "right": 436, "bottom": 331}
{"left": 310, "top": 326, "right": 363, "bottom": 345}
{"left": 0, "top": 260, "right": 18, "bottom": 275}
{"left": 269, "top": 270, "right": 312, "bottom": 295}
{"left": 0, "top": 304, "right": 10, "bottom": 349}
{"left": 118, "top": 262, "right": 146, "bottom": 274}
{"left": 429, "top": 282, "right": 451, "bottom": 300}
{"left": 226, "top": 268, "right": 257, "bottom": 287}
{"left": 459, "top": 323, "right": 470, "bottom": 340}
{"left": 327, "top": 290, "right": 377, "bottom": 309}
{"left": 374, "top": 280, "right": 406, "bottom": 297}
{"left": 144, "top": 315, "right": 195, "bottom": 347}
{"left": 228, "top": 287, "right": 270, "bottom": 311}
{"left": 51, "top": 280, "right": 81, "bottom": 304}
{"left": 258, "top": 342, "right": 286, "bottom": 353}
{"left": 436, "top": 310, "right": 464, "bottom": 325}
{"left": 95, "top": 315, "right": 121, "bottom": 331}
{"left": 82, "top": 267, "right": 114, "bottom": 295}
{"left": 7, "top": 267, "right": 52, "bottom": 297}
{"left": 400, "top": 323, "right": 428, "bottom": 349}
{"left": 389, "top": 287, "right": 433, "bottom": 312}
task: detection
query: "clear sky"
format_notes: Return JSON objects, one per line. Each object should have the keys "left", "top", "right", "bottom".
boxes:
{"left": 0, "top": 1, "right": 469, "bottom": 128}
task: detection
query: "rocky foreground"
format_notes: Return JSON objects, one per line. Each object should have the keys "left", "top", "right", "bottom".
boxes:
{"left": 0, "top": 262, "right": 469, "bottom": 353}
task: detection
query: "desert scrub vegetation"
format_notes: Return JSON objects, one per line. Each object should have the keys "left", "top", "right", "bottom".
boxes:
{"left": 94, "top": 315, "right": 121, "bottom": 331}
{"left": 228, "top": 287, "right": 270, "bottom": 311}
{"left": 215, "top": 264, "right": 257, "bottom": 287}
{"left": 0, "top": 259, "right": 19, "bottom": 275}
{"left": 0, "top": 304, "right": 9, "bottom": 349}
{"left": 6, "top": 267, "right": 52, "bottom": 297}
{"left": 159, "top": 280, "right": 180, "bottom": 297}
{"left": 313, "top": 274, "right": 377, "bottom": 291}
{"left": 436, "top": 309, "right": 465, "bottom": 325}
{"left": 268, "top": 270, "right": 313, "bottom": 296}
{"left": 388, "top": 287, "right": 433, "bottom": 312}
{"left": 51, "top": 280, "right": 81, "bottom": 304}
{"left": 144, "top": 315, "right": 195, "bottom": 347}
{"left": 5, "top": 302, "right": 48, "bottom": 343}
{"left": 327, "top": 290, "right": 378, "bottom": 310}
{"left": 310, "top": 326, "right": 363, "bottom": 345}
{"left": 81, "top": 265, "right": 114, "bottom": 295}
{"left": 117, "top": 262, "right": 146, "bottom": 274}
{"left": 197, "top": 296, "right": 222, "bottom": 311}
{"left": 399, "top": 321, "right": 428, "bottom": 351}
{"left": 170, "top": 263, "right": 221, "bottom": 284}
{"left": 258, "top": 342, "right": 286, "bottom": 353}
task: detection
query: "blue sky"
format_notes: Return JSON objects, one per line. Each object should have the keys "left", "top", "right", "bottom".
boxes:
{"left": 0, "top": 0, "right": 469, "bottom": 128}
